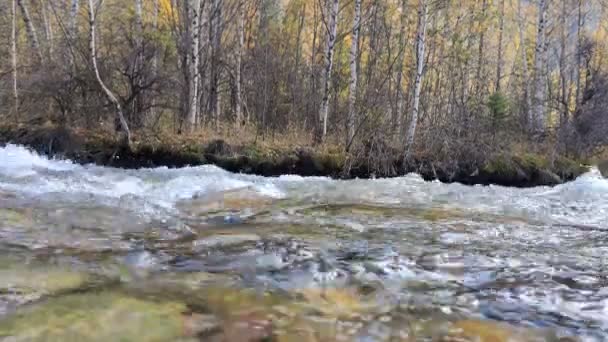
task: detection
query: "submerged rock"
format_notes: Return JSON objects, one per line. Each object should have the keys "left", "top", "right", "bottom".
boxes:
{"left": 178, "top": 187, "right": 276, "bottom": 218}
{"left": 0, "top": 291, "right": 207, "bottom": 341}
{"left": 193, "top": 234, "right": 261, "bottom": 250}
{"left": 440, "top": 320, "right": 574, "bottom": 342}
{"left": 0, "top": 266, "right": 90, "bottom": 315}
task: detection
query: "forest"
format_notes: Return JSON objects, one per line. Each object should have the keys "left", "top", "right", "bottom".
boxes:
{"left": 1, "top": 0, "right": 608, "bottom": 184}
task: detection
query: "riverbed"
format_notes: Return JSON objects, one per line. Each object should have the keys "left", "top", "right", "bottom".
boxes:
{"left": 0, "top": 144, "right": 606, "bottom": 341}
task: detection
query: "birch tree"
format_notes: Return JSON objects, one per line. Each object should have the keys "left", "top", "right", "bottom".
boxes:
{"left": 575, "top": 0, "right": 584, "bottom": 109}
{"left": 88, "top": 0, "right": 132, "bottom": 146}
{"left": 517, "top": 0, "right": 532, "bottom": 125}
{"left": 347, "top": 0, "right": 362, "bottom": 145}
{"left": 475, "top": 0, "right": 488, "bottom": 95}
{"left": 532, "top": 0, "right": 548, "bottom": 134}
{"left": 235, "top": 1, "right": 245, "bottom": 128}
{"left": 41, "top": 0, "right": 54, "bottom": 56}
{"left": 187, "top": 0, "right": 202, "bottom": 131}
{"left": 150, "top": 0, "right": 159, "bottom": 121}
{"left": 11, "top": 0, "right": 19, "bottom": 117}
{"left": 318, "top": 0, "right": 340, "bottom": 142}
{"left": 405, "top": 0, "right": 428, "bottom": 160}
{"left": 17, "top": 0, "right": 43, "bottom": 61}
{"left": 495, "top": 0, "right": 505, "bottom": 92}
{"left": 209, "top": 0, "right": 223, "bottom": 129}
{"left": 394, "top": 0, "right": 407, "bottom": 136}
{"left": 133, "top": 0, "right": 144, "bottom": 126}
{"left": 558, "top": 0, "right": 570, "bottom": 124}
{"left": 67, "top": 0, "right": 80, "bottom": 66}
{"left": 69, "top": 0, "right": 80, "bottom": 39}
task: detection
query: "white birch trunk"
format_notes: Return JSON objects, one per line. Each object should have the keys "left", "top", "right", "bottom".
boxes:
{"left": 347, "top": 0, "right": 361, "bottom": 145}
{"left": 532, "top": 0, "right": 548, "bottom": 134}
{"left": 134, "top": 0, "right": 144, "bottom": 125}
{"left": 405, "top": 0, "right": 428, "bottom": 160}
{"left": 517, "top": 0, "right": 533, "bottom": 127}
{"left": 149, "top": 0, "right": 159, "bottom": 123}
{"left": 41, "top": 0, "right": 54, "bottom": 57}
{"left": 69, "top": 0, "right": 80, "bottom": 38}
{"left": 235, "top": 2, "right": 244, "bottom": 127}
{"left": 394, "top": 0, "right": 407, "bottom": 136}
{"left": 17, "top": 0, "right": 43, "bottom": 61}
{"left": 318, "top": 0, "right": 339, "bottom": 141}
{"left": 11, "top": 0, "right": 19, "bottom": 117}
{"left": 559, "top": 0, "right": 569, "bottom": 124}
{"left": 198, "top": 0, "right": 209, "bottom": 126}
{"left": 187, "top": 0, "right": 202, "bottom": 131}
{"left": 495, "top": 0, "right": 505, "bottom": 92}
{"left": 67, "top": 0, "right": 80, "bottom": 66}
{"left": 210, "top": 0, "right": 222, "bottom": 130}
{"left": 575, "top": 0, "right": 583, "bottom": 109}
{"left": 88, "top": 0, "right": 132, "bottom": 146}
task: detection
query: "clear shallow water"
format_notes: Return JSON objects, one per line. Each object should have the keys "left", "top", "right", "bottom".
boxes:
{"left": 0, "top": 144, "right": 607, "bottom": 341}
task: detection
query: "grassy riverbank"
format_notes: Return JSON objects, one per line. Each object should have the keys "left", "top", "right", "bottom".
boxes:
{"left": 0, "top": 123, "right": 589, "bottom": 187}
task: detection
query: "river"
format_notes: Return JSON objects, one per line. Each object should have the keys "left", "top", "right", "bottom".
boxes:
{"left": 0, "top": 144, "right": 607, "bottom": 341}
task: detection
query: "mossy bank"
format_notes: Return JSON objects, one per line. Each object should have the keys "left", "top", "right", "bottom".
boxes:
{"left": 0, "top": 124, "right": 589, "bottom": 187}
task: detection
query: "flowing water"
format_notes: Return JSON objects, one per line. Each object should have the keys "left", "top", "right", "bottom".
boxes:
{"left": 0, "top": 144, "right": 607, "bottom": 341}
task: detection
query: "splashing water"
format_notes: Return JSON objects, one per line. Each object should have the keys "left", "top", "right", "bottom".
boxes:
{"left": 0, "top": 144, "right": 607, "bottom": 341}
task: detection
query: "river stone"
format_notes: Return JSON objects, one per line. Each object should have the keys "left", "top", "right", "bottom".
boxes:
{"left": 440, "top": 320, "right": 565, "bottom": 342}
{"left": 177, "top": 187, "right": 275, "bottom": 217}
{"left": 0, "top": 208, "right": 34, "bottom": 229}
{"left": 0, "top": 291, "right": 209, "bottom": 341}
{"left": 193, "top": 234, "right": 261, "bottom": 250}
{"left": 0, "top": 267, "right": 89, "bottom": 311}
{"left": 537, "top": 169, "right": 563, "bottom": 186}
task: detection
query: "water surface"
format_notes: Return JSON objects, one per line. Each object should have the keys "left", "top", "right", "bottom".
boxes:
{"left": 0, "top": 144, "right": 606, "bottom": 341}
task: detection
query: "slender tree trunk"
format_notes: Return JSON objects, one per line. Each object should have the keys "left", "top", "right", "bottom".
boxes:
{"left": 347, "top": 0, "right": 361, "bottom": 146}
{"left": 318, "top": 0, "right": 339, "bottom": 142}
{"left": 17, "top": 0, "right": 43, "bottom": 61}
{"left": 405, "top": 0, "right": 428, "bottom": 160}
{"left": 235, "top": 1, "right": 244, "bottom": 128}
{"left": 41, "top": 0, "right": 54, "bottom": 57}
{"left": 149, "top": 0, "right": 159, "bottom": 123}
{"left": 291, "top": 2, "right": 305, "bottom": 121}
{"left": 476, "top": 0, "right": 488, "bottom": 95}
{"left": 198, "top": 0, "right": 209, "bottom": 126}
{"left": 308, "top": 0, "right": 318, "bottom": 128}
{"left": 394, "top": 0, "right": 407, "bottom": 137}
{"left": 517, "top": 0, "right": 533, "bottom": 127}
{"left": 11, "top": 0, "right": 19, "bottom": 119}
{"left": 69, "top": 0, "right": 80, "bottom": 38}
{"left": 134, "top": 0, "right": 144, "bottom": 127}
{"left": 209, "top": 0, "right": 222, "bottom": 130}
{"left": 67, "top": 0, "right": 80, "bottom": 66}
{"left": 495, "top": 0, "right": 505, "bottom": 92}
{"left": 88, "top": 0, "right": 132, "bottom": 146}
{"left": 532, "top": 0, "right": 548, "bottom": 134}
{"left": 187, "top": 0, "right": 201, "bottom": 131}
{"left": 559, "top": 0, "right": 569, "bottom": 125}
{"left": 575, "top": 0, "right": 584, "bottom": 110}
